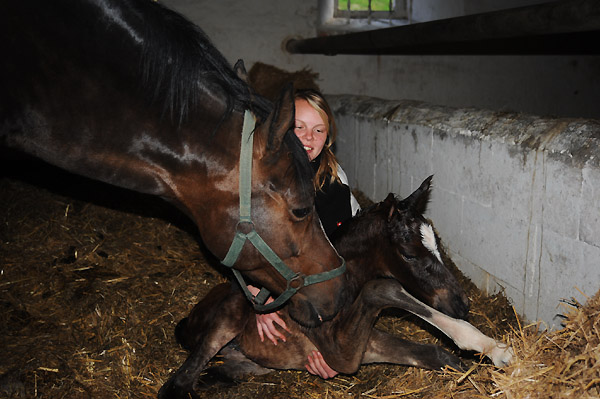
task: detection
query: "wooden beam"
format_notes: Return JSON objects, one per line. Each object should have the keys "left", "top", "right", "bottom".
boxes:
{"left": 286, "top": 0, "right": 600, "bottom": 55}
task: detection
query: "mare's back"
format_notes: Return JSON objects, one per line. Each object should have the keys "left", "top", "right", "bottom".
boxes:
{"left": 0, "top": 0, "right": 253, "bottom": 134}
{"left": 1, "top": 1, "right": 140, "bottom": 116}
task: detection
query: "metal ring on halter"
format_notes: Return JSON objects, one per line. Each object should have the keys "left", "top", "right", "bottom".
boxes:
{"left": 235, "top": 220, "right": 255, "bottom": 235}
{"left": 288, "top": 273, "right": 305, "bottom": 290}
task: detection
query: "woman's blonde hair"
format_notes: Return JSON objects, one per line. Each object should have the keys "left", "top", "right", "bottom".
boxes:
{"left": 295, "top": 89, "right": 341, "bottom": 191}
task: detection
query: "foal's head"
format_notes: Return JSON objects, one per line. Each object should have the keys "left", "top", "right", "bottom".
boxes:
{"left": 368, "top": 177, "right": 470, "bottom": 319}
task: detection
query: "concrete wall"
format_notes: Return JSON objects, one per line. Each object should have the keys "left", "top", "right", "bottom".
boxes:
{"left": 162, "top": 0, "right": 600, "bottom": 120}
{"left": 329, "top": 94, "right": 600, "bottom": 328}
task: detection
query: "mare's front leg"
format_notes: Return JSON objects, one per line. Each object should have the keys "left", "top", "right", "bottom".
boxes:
{"left": 365, "top": 279, "right": 513, "bottom": 367}
{"left": 158, "top": 283, "right": 251, "bottom": 399}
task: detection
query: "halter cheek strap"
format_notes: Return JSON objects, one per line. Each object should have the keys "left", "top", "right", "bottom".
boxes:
{"left": 221, "top": 110, "right": 346, "bottom": 312}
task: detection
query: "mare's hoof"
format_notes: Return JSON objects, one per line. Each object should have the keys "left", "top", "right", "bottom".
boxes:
{"left": 490, "top": 343, "right": 514, "bottom": 367}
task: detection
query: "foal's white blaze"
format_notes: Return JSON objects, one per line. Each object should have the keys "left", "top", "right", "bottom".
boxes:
{"left": 420, "top": 223, "right": 442, "bottom": 263}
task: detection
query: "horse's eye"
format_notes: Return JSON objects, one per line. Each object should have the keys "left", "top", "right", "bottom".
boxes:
{"left": 292, "top": 207, "right": 311, "bottom": 219}
{"left": 400, "top": 251, "right": 416, "bottom": 261}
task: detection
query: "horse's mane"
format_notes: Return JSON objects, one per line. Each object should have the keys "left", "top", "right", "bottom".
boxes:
{"left": 103, "top": 0, "right": 271, "bottom": 123}
{"left": 94, "top": 0, "right": 311, "bottom": 190}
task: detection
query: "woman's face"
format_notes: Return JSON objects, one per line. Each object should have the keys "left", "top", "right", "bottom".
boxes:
{"left": 294, "top": 99, "right": 328, "bottom": 161}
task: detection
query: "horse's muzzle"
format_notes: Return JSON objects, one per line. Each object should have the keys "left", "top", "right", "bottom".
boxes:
{"left": 432, "top": 288, "right": 470, "bottom": 320}
{"left": 286, "top": 278, "right": 346, "bottom": 327}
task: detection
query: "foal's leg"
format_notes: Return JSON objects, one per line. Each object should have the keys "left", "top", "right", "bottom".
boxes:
{"left": 208, "top": 343, "right": 273, "bottom": 379}
{"left": 365, "top": 279, "right": 513, "bottom": 367}
{"left": 304, "top": 282, "right": 461, "bottom": 374}
{"left": 307, "top": 278, "right": 511, "bottom": 375}
{"left": 158, "top": 283, "right": 251, "bottom": 399}
{"left": 303, "top": 280, "right": 403, "bottom": 374}
{"left": 362, "top": 328, "right": 462, "bottom": 370}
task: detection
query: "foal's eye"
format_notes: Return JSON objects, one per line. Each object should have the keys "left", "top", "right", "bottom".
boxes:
{"left": 400, "top": 251, "right": 417, "bottom": 261}
{"left": 292, "top": 207, "right": 311, "bottom": 219}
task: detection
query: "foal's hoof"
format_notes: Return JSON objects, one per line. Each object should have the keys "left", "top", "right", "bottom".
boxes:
{"left": 489, "top": 343, "right": 514, "bottom": 367}
{"left": 196, "top": 367, "right": 239, "bottom": 391}
{"left": 174, "top": 317, "right": 192, "bottom": 350}
{"left": 432, "top": 346, "right": 464, "bottom": 372}
{"left": 158, "top": 377, "right": 199, "bottom": 399}
{"left": 442, "top": 353, "right": 465, "bottom": 373}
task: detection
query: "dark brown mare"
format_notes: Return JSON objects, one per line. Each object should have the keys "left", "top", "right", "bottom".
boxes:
{"left": 172, "top": 177, "right": 514, "bottom": 398}
{"left": 0, "top": 0, "right": 347, "bottom": 356}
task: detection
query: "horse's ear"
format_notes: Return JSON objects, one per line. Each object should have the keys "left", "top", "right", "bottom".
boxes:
{"left": 265, "top": 83, "right": 295, "bottom": 153}
{"left": 403, "top": 175, "right": 433, "bottom": 215}
{"left": 234, "top": 59, "right": 248, "bottom": 83}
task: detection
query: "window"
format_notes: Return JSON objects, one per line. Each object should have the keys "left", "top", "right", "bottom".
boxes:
{"left": 319, "top": 0, "right": 408, "bottom": 34}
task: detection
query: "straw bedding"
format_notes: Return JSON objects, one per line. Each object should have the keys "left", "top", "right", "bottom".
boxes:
{"left": 1, "top": 162, "right": 598, "bottom": 399}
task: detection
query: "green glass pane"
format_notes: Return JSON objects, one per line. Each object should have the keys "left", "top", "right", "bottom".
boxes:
{"left": 338, "top": 0, "right": 393, "bottom": 11}
{"left": 371, "top": 0, "right": 392, "bottom": 11}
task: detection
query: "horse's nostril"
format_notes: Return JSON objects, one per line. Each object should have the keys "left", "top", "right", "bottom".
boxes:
{"left": 443, "top": 294, "right": 470, "bottom": 320}
{"left": 458, "top": 300, "right": 470, "bottom": 320}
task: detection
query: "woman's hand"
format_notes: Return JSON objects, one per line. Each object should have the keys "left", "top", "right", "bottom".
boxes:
{"left": 248, "top": 285, "right": 290, "bottom": 345}
{"left": 255, "top": 311, "right": 290, "bottom": 345}
{"left": 305, "top": 350, "right": 338, "bottom": 379}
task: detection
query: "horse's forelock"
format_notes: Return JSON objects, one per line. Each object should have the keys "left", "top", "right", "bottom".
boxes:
{"left": 283, "top": 131, "right": 314, "bottom": 201}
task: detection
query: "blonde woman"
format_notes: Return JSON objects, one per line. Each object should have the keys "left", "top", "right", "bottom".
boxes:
{"left": 294, "top": 89, "right": 360, "bottom": 237}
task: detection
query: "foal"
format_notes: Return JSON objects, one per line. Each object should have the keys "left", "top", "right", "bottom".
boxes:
{"left": 164, "top": 177, "right": 512, "bottom": 397}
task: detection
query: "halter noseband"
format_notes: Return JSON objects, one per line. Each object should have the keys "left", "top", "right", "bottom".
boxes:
{"left": 221, "top": 110, "right": 346, "bottom": 312}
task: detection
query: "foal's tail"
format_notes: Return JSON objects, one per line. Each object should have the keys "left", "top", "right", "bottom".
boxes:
{"left": 174, "top": 317, "right": 192, "bottom": 351}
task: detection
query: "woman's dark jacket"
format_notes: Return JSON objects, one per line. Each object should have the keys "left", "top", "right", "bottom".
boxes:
{"left": 312, "top": 155, "right": 353, "bottom": 239}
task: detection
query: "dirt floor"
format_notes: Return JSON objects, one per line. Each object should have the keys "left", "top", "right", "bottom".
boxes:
{"left": 1, "top": 160, "right": 597, "bottom": 399}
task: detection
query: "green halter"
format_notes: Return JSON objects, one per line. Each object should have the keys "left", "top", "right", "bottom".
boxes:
{"left": 221, "top": 110, "right": 346, "bottom": 312}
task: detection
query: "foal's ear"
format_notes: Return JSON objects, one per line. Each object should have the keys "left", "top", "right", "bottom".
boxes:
{"left": 234, "top": 59, "right": 248, "bottom": 83}
{"left": 404, "top": 175, "right": 433, "bottom": 215}
{"left": 265, "top": 83, "right": 295, "bottom": 153}
{"left": 384, "top": 193, "right": 397, "bottom": 221}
